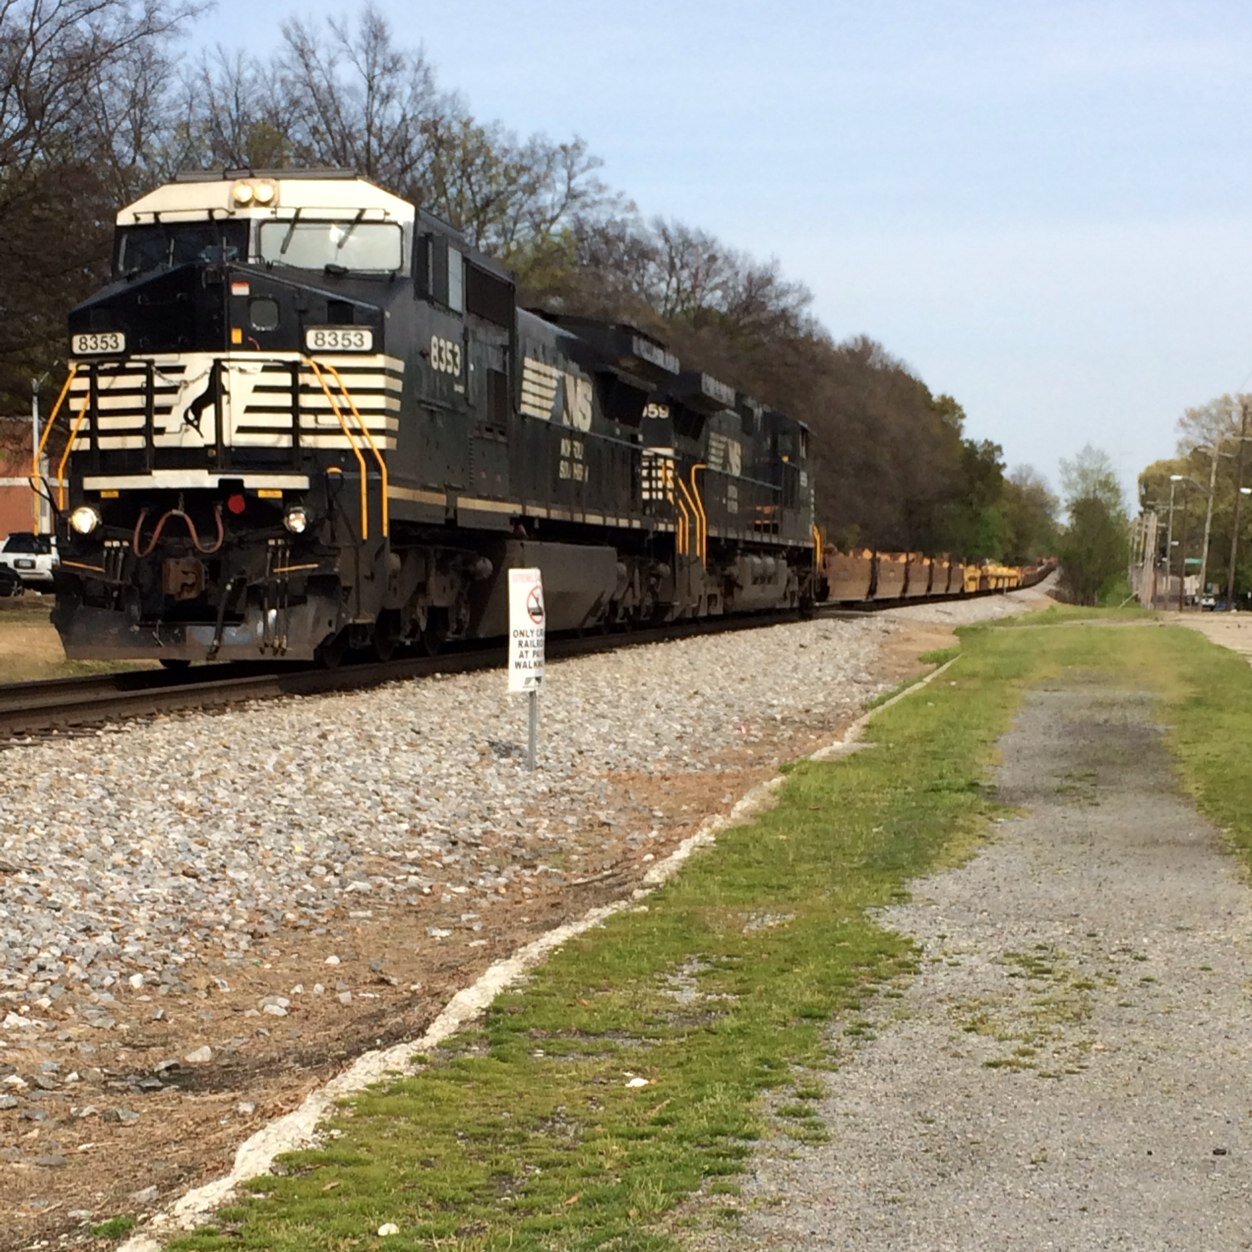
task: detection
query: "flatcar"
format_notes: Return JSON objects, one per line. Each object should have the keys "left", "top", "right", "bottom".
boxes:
{"left": 41, "top": 170, "right": 818, "bottom": 663}
{"left": 816, "top": 548, "right": 1043, "bottom": 604}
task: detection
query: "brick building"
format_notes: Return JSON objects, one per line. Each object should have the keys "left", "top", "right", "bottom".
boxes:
{"left": 0, "top": 420, "right": 48, "bottom": 536}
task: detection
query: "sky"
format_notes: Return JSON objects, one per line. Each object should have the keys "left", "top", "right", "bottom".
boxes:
{"left": 195, "top": 0, "right": 1252, "bottom": 503}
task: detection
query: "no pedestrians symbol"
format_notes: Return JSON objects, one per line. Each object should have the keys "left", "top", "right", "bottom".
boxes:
{"left": 527, "top": 586, "right": 544, "bottom": 625}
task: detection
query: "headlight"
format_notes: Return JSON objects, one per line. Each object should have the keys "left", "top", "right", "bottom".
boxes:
{"left": 69, "top": 505, "right": 101, "bottom": 535}
{"left": 283, "top": 505, "right": 309, "bottom": 535}
{"left": 231, "top": 181, "right": 255, "bottom": 206}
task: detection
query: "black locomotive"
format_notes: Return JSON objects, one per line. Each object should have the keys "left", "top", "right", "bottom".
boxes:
{"left": 45, "top": 170, "right": 817, "bottom": 663}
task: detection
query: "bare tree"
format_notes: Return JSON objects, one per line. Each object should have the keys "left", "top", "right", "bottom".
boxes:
{"left": 0, "top": 0, "right": 199, "bottom": 409}
{"left": 275, "top": 6, "right": 452, "bottom": 187}
{"left": 178, "top": 46, "right": 291, "bottom": 170}
{"left": 1175, "top": 393, "right": 1243, "bottom": 461}
{"left": 1060, "top": 445, "right": 1125, "bottom": 517}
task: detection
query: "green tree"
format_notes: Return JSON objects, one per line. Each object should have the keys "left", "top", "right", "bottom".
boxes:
{"left": 1061, "top": 497, "right": 1129, "bottom": 604}
{"left": 1058, "top": 446, "right": 1129, "bottom": 604}
{"left": 1001, "top": 465, "right": 1059, "bottom": 562}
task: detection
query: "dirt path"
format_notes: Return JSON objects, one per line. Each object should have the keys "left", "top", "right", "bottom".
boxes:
{"left": 1168, "top": 608, "right": 1252, "bottom": 662}
{"left": 699, "top": 676, "right": 1252, "bottom": 1249}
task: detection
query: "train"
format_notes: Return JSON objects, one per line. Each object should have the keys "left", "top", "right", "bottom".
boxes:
{"left": 37, "top": 170, "right": 1044, "bottom": 665}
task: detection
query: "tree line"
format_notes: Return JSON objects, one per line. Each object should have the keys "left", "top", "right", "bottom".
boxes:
{"left": 0, "top": 0, "right": 1059, "bottom": 562}
{"left": 1138, "top": 393, "right": 1252, "bottom": 601}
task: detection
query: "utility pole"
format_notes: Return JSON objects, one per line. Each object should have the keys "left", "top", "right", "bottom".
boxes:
{"left": 31, "top": 376, "right": 42, "bottom": 533}
{"left": 1165, "top": 475, "right": 1179, "bottom": 604}
{"left": 1228, "top": 399, "right": 1250, "bottom": 609}
{"left": 1197, "top": 441, "right": 1220, "bottom": 596}
{"left": 1179, "top": 484, "right": 1190, "bottom": 611}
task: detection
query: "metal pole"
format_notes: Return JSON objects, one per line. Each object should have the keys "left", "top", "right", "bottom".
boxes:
{"left": 527, "top": 689, "right": 539, "bottom": 771}
{"left": 1165, "top": 477, "right": 1177, "bottom": 604}
{"left": 31, "top": 377, "right": 41, "bottom": 533}
{"left": 1198, "top": 443, "right": 1219, "bottom": 597}
{"left": 1179, "top": 485, "right": 1189, "bottom": 611}
{"left": 1228, "top": 401, "right": 1249, "bottom": 609}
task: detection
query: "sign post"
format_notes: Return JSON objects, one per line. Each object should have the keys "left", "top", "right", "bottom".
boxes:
{"left": 507, "top": 568, "right": 545, "bottom": 769}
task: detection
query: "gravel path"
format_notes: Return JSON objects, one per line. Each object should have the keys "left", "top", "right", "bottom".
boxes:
{"left": 700, "top": 673, "right": 1252, "bottom": 1249}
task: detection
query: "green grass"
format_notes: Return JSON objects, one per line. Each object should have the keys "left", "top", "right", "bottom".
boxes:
{"left": 979, "top": 601, "right": 1155, "bottom": 628}
{"left": 91, "top": 1216, "right": 137, "bottom": 1239}
{"left": 169, "top": 606, "right": 1252, "bottom": 1251}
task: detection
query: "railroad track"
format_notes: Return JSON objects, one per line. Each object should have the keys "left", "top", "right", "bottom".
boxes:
{"left": 0, "top": 609, "right": 801, "bottom": 743}
{"left": 0, "top": 581, "right": 1046, "bottom": 744}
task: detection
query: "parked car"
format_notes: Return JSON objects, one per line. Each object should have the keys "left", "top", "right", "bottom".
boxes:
{"left": 1199, "top": 592, "right": 1217, "bottom": 611}
{"left": 0, "top": 564, "right": 21, "bottom": 597}
{"left": 0, "top": 532, "right": 57, "bottom": 589}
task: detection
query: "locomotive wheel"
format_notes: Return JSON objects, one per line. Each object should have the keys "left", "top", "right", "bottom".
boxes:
{"left": 373, "top": 610, "right": 402, "bottom": 662}
{"left": 418, "top": 609, "right": 448, "bottom": 656}
{"left": 315, "top": 628, "right": 347, "bottom": 669}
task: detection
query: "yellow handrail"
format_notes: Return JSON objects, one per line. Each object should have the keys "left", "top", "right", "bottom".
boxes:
{"left": 689, "top": 463, "right": 708, "bottom": 565}
{"left": 32, "top": 365, "right": 79, "bottom": 524}
{"left": 319, "top": 360, "right": 390, "bottom": 537}
{"left": 812, "top": 524, "right": 824, "bottom": 568}
{"left": 54, "top": 393, "right": 94, "bottom": 511}
{"left": 304, "top": 357, "right": 371, "bottom": 540}
{"left": 676, "top": 474, "right": 703, "bottom": 564}
{"left": 665, "top": 461, "right": 689, "bottom": 555}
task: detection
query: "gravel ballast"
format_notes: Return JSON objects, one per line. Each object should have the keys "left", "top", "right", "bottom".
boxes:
{"left": 0, "top": 618, "right": 895, "bottom": 1011}
{"left": 0, "top": 595, "right": 1034, "bottom": 1015}
{"left": 701, "top": 675, "right": 1252, "bottom": 1250}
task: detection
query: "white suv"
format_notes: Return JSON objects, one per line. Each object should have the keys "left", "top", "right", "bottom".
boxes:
{"left": 0, "top": 532, "right": 58, "bottom": 589}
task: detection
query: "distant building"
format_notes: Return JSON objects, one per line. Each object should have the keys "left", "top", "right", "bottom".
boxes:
{"left": 0, "top": 420, "right": 48, "bottom": 535}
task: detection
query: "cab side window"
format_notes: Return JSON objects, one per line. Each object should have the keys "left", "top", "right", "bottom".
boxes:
{"left": 420, "top": 234, "right": 464, "bottom": 314}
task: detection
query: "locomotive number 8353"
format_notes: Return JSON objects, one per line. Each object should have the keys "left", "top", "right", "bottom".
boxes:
{"left": 42, "top": 169, "right": 818, "bottom": 664}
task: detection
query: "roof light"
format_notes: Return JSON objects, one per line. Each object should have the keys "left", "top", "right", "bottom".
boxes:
{"left": 252, "top": 181, "right": 276, "bottom": 205}
{"left": 231, "top": 182, "right": 255, "bottom": 206}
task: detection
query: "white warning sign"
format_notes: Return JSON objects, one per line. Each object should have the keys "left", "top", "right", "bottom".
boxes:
{"left": 508, "top": 567, "right": 545, "bottom": 693}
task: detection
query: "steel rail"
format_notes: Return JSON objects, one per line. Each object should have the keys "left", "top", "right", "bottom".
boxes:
{"left": 0, "top": 609, "right": 796, "bottom": 744}
{"left": 0, "top": 574, "right": 1053, "bottom": 745}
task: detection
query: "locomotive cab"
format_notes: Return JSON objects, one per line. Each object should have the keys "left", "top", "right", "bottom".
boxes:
{"left": 53, "top": 171, "right": 413, "bottom": 662}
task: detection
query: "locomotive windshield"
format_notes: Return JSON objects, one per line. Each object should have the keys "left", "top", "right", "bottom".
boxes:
{"left": 115, "top": 220, "right": 249, "bottom": 277}
{"left": 257, "top": 218, "right": 404, "bottom": 274}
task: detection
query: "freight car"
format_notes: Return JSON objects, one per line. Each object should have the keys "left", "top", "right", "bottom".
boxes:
{"left": 40, "top": 170, "right": 818, "bottom": 664}
{"left": 816, "top": 548, "right": 1046, "bottom": 604}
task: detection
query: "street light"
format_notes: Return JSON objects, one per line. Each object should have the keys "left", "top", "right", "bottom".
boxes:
{"left": 1167, "top": 474, "right": 1184, "bottom": 609}
{"left": 1190, "top": 441, "right": 1230, "bottom": 597}
{"left": 1166, "top": 475, "right": 1182, "bottom": 596}
{"left": 1230, "top": 401, "right": 1252, "bottom": 608}
{"left": 1169, "top": 474, "right": 1209, "bottom": 610}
